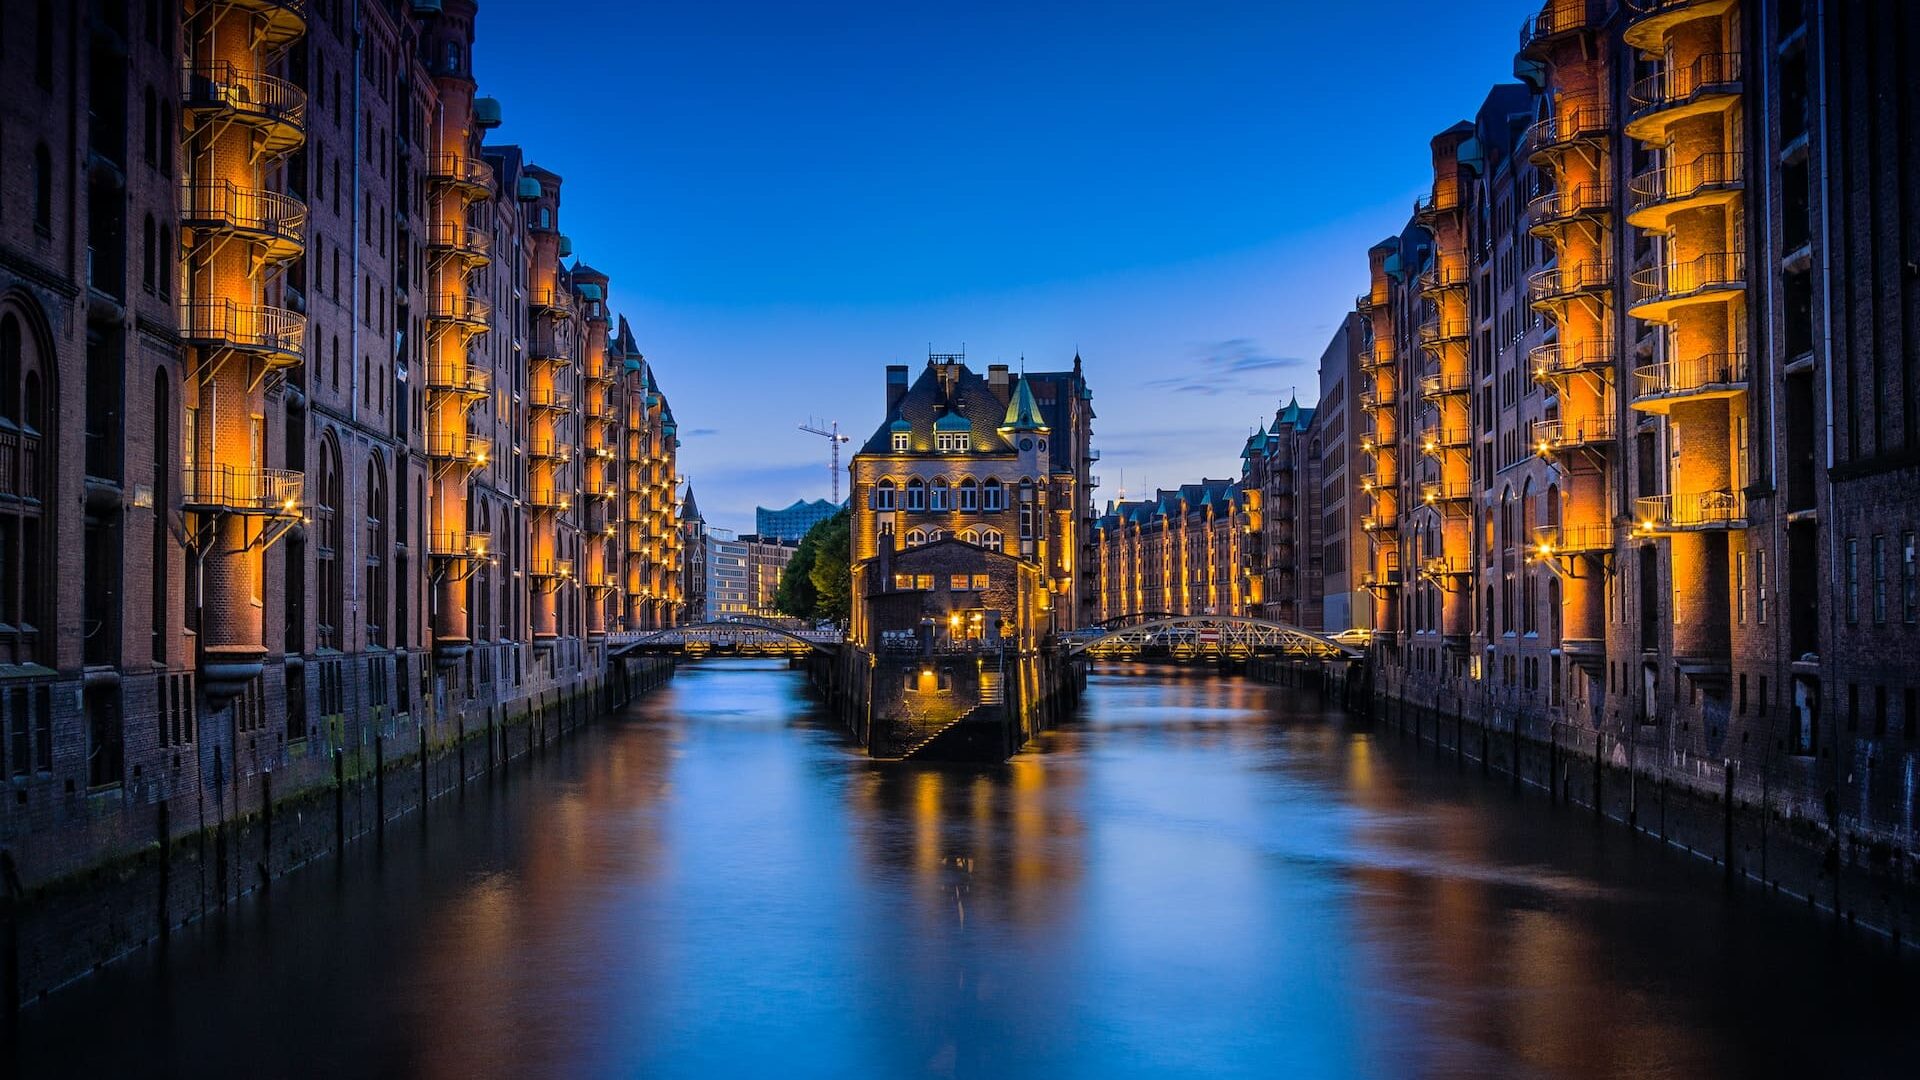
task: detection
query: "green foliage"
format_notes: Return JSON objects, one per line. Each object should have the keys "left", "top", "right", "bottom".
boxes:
{"left": 807, "top": 509, "right": 852, "bottom": 624}
{"left": 774, "top": 507, "right": 850, "bottom": 623}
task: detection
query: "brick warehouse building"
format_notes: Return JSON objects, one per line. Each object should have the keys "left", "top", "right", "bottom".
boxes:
{"left": 0, "top": 0, "right": 685, "bottom": 986}
{"left": 1346, "top": 0, "right": 1920, "bottom": 880}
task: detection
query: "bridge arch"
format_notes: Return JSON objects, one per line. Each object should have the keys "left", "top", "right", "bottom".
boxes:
{"left": 1064, "top": 615, "right": 1362, "bottom": 661}
{"left": 607, "top": 617, "right": 843, "bottom": 657}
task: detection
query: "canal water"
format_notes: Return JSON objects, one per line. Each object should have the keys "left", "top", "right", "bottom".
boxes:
{"left": 11, "top": 661, "right": 1920, "bottom": 1077}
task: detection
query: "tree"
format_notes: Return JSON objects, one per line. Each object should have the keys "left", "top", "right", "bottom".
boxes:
{"left": 807, "top": 508, "right": 852, "bottom": 624}
{"left": 773, "top": 533, "right": 818, "bottom": 617}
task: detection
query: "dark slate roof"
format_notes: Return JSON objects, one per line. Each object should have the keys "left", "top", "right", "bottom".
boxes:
{"left": 679, "top": 485, "right": 702, "bottom": 523}
{"left": 856, "top": 362, "right": 1019, "bottom": 456}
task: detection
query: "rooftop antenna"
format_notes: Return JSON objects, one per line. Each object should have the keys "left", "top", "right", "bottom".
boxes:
{"left": 798, "top": 417, "right": 851, "bottom": 503}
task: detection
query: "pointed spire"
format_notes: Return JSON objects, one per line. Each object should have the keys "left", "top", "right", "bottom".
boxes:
{"left": 1000, "top": 376, "right": 1050, "bottom": 434}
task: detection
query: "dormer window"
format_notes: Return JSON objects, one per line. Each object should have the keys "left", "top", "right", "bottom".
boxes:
{"left": 892, "top": 432, "right": 909, "bottom": 452}
{"left": 936, "top": 431, "right": 969, "bottom": 453}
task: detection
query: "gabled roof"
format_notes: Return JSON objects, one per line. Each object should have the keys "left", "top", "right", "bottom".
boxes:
{"left": 856, "top": 362, "right": 1020, "bottom": 456}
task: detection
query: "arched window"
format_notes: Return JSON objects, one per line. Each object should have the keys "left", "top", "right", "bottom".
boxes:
{"left": 872, "top": 478, "right": 895, "bottom": 510}
{"left": 983, "top": 478, "right": 1004, "bottom": 511}
{"left": 316, "top": 435, "right": 344, "bottom": 650}
{"left": 959, "top": 529, "right": 979, "bottom": 546}
{"left": 980, "top": 528, "right": 1003, "bottom": 550}
{"left": 930, "top": 477, "right": 950, "bottom": 511}
{"left": 905, "top": 477, "right": 926, "bottom": 511}
{"left": 0, "top": 307, "right": 53, "bottom": 665}
{"left": 926, "top": 528, "right": 944, "bottom": 543}
{"left": 957, "top": 477, "right": 978, "bottom": 511}
{"left": 905, "top": 528, "right": 927, "bottom": 547}
{"left": 31, "top": 143, "right": 52, "bottom": 233}
{"left": 365, "top": 455, "right": 388, "bottom": 647}
{"left": 1544, "top": 482, "right": 1561, "bottom": 528}
{"left": 1500, "top": 487, "right": 1514, "bottom": 550}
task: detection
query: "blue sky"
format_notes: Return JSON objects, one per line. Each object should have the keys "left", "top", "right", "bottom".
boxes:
{"left": 473, "top": 1, "right": 1536, "bottom": 532}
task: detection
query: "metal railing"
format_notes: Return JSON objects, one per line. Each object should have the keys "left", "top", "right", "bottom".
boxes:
{"left": 1527, "top": 260, "right": 1613, "bottom": 305}
{"left": 425, "top": 218, "right": 492, "bottom": 260}
{"left": 1359, "top": 382, "right": 1399, "bottom": 410}
{"left": 1417, "top": 313, "right": 1470, "bottom": 345}
{"left": 1423, "top": 555, "right": 1473, "bottom": 576}
{"left": 1419, "top": 371, "right": 1471, "bottom": 398}
{"left": 425, "top": 361, "right": 491, "bottom": 396}
{"left": 1630, "top": 251, "right": 1746, "bottom": 309}
{"left": 424, "top": 431, "right": 488, "bottom": 463}
{"left": 1530, "top": 339, "right": 1616, "bottom": 380}
{"left": 1417, "top": 262, "right": 1469, "bottom": 293}
{"left": 1524, "top": 100, "right": 1609, "bottom": 157}
{"left": 1414, "top": 185, "right": 1462, "bottom": 220}
{"left": 528, "top": 437, "right": 570, "bottom": 461}
{"left": 1629, "top": 152, "right": 1744, "bottom": 217}
{"left": 1632, "top": 350, "right": 1748, "bottom": 400}
{"left": 424, "top": 152, "right": 495, "bottom": 195}
{"left": 180, "top": 299, "right": 304, "bottom": 358}
{"left": 529, "top": 285, "right": 574, "bottom": 314}
{"left": 529, "top": 387, "right": 573, "bottom": 411}
{"left": 181, "top": 464, "right": 303, "bottom": 514}
{"left": 1533, "top": 415, "right": 1619, "bottom": 450}
{"left": 428, "top": 530, "right": 491, "bottom": 558}
{"left": 182, "top": 62, "right": 307, "bottom": 129}
{"left": 180, "top": 180, "right": 306, "bottom": 247}
{"left": 529, "top": 487, "right": 571, "bottom": 511}
{"left": 529, "top": 558, "right": 574, "bottom": 579}
{"left": 1520, "top": 0, "right": 1601, "bottom": 50}
{"left": 1533, "top": 522, "right": 1613, "bottom": 553}
{"left": 1524, "top": 180, "right": 1611, "bottom": 229}
{"left": 1629, "top": 52, "right": 1742, "bottom": 118}
{"left": 1636, "top": 490, "right": 1746, "bottom": 531}
{"left": 426, "top": 292, "right": 491, "bottom": 326}
{"left": 1420, "top": 478, "right": 1474, "bottom": 503}
{"left": 1419, "top": 425, "right": 1473, "bottom": 451}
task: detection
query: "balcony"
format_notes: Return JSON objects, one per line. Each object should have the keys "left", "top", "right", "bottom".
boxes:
{"left": 1359, "top": 382, "right": 1398, "bottom": 411}
{"left": 428, "top": 530, "right": 492, "bottom": 561}
{"left": 1416, "top": 262, "right": 1468, "bottom": 295}
{"left": 1419, "top": 371, "right": 1470, "bottom": 400}
{"left": 1527, "top": 260, "right": 1613, "bottom": 308}
{"left": 1525, "top": 181, "right": 1611, "bottom": 236}
{"left": 530, "top": 387, "right": 573, "bottom": 413}
{"left": 1360, "top": 515, "right": 1399, "bottom": 537}
{"left": 425, "top": 361, "right": 491, "bottom": 399}
{"left": 1359, "top": 464, "right": 1398, "bottom": 492}
{"left": 529, "top": 330, "right": 572, "bottom": 367}
{"left": 425, "top": 152, "right": 495, "bottom": 201}
{"left": 1623, "top": 0, "right": 1744, "bottom": 55}
{"left": 1520, "top": 0, "right": 1600, "bottom": 54}
{"left": 215, "top": 0, "right": 308, "bottom": 52}
{"left": 1525, "top": 100, "right": 1609, "bottom": 164}
{"left": 529, "top": 558, "right": 574, "bottom": 581}
{"left": 1635, "top": 490, "right": 1746, "bottom": 533}
{"left": 182, "top": 464, "right": 303, "bottom": 516}
{"left": 530, "top": 285, "right": 574, "bottom": 319}
{"left": 182, "top": 63, "right": 306, "bottom": 159}
{"left": 180, "top": 181, "right": 306, "bottom": 264}
{"left": 1533, "top": 522, "right": 1613, "bottom": 555}
{"left": 1417, "top": 313, "right": 1469, "bottom": 348}
{"left": 180, "top": 299, "right": 303, "bottom": 367}
{"left": 1360, "top": 567, "right": 1403, "bottom": 591}
{"left": 425, "top": 431, "right": 489, "bottom": 466}
{"left": 1530, "top": 339, "right": 1616, "bottom": 382}
{"left": 528, "top": 437, "right": 571, "bottom": 463}
{"left": 529, "top": 488, "right": 572, "bottom": 513}
{"left": 1414, "top": 185, "right": 1462, "bottom": 224}
{"left": 425, "top": 218, "right": 492, "bottom": 267}
{"left": 1359, "top": 345, "right": 1392, "bottom": 371}
{"left": 1419, "top": 425, "right": 1472, "bottom": 455}
{"left": 1628, "top": 251, "right": 1745, "bottom": 321}
{"left": 1626, "top": 152, "right": 1744, "bottom": 231}
{"left": 584, "top": 473, "right": 618, "bottom": 500}
{"left": 1533, "top": 415, "right": 1619, "bottom": 454}
{"left": 1626, "top": 52, "right": 1743, "bottom": 140}
{"left": 1630, "top": 351, "right": 1747, "bottom": 412}
{"left": 1419, "top": 477, "right": 1473, "bottom": 507}
{"left": 426, "top": 292, "right": 491, "bottom": 332}
{"left": 1422, "top": 555, "right": 1473, "bottom": 579}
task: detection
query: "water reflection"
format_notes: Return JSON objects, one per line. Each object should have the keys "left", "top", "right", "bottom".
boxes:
{"left": 11, "top": 660, "right": 1920, "bottom": 1078}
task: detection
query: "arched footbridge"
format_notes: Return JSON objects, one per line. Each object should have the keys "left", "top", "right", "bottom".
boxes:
{"left": 1061, "top": 615, "right": 1364, "bottom": 662}
{"left": 607, "top": 619, "right": 844, "bottom": 658}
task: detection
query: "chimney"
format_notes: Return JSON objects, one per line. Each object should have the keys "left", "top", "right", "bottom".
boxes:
{"left": 988, "top": 364, "right": 1009, "bottom": 391}
{"left": 886, "top": 365, "right": 909, "bottom": 413}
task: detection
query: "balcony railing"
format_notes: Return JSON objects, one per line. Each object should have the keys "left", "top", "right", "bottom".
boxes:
{"left": 1628, "top": 52, "right": 1742, "bottom": 126}
{"left": 1420, "top": 478, "right": 1474, "bottom": 505}
{"left": 1419, "top": 371, "right": 1471, "bottom": 398}
{"left": 181, "top": 464, "right": 303, "bottom": 515}
{"left": 180, "top": 299, "right": 304, "bottom": 363}
{"left": 529, "top": 329, "right": 572, "bottom": 365}
{"left": 1359, "top": 382, "right": 1398, "bottom": 411}
{"left": 528, "top": 437, "right": 571, "bottom": 462}
{"left": 1422, "top": 555, "right": 1473, "bottom": 577}
{"left": 529, "top": 387, "right": 573, "bottom": 412}
{"left": 1414, "top": 185, "right": 1462, "bottom": 222}
{"left": 1417, "top": 314, "right": 1470, "bottom": 346}
{"left": 1533, "top": 415, "right": 1619, "bottom": 452}
{"left": 1420, "top": 425, "right": 1473, "bottom": 453}
{"left": 424, "top": 152, "right": 495, "bottom": 198}
{"left": 1629, "top": 251, "right": 1746, "bottom": 315}
{"left": 529, "top": 487, "right": 572, "bottom": 512}
{"left": 426, "top": 292, "right": 492, "bottom": 328}
{"left": 182, "top": 63, "right": 306, "bottom": 155}
{"left": 1520, "top": 0, "right": 1601, "bottom": 52}
{"left": 1533, "top": 522, "right": 1612, "bottom": 554}
{"left": 180, "top": 181, "right": 306, "bottom": 257}
{"left": 425, "top": 218, "right": 492, "bottom": 263}
{"left": 1627, "top": 152, "right": 1744, "bottom": 224}
{"left": 1525, "top": 181, "right": 1612, "bottom": 234}
{"left": 428, "top": 530, "right": 492, "bottom": 559}
{"left": 425, "top": 361, "right": 491, "bottom": 397}
{"left": 223, "top": 0, "right": 307, "bottom": 50}
{"left": 529, "top": 558, "right": 574, "bottom": 579}
{"left": 1417, "top": 262, "right": 1469, "bottom": 294}
{"left": 1359, "top": 346, "right": 1392, "bottom": 371}
{"left": 1530, "top": 339, "right": 1616, "bottom": 381}
{"left": 1631, "top": 351, "right": 1748, "bottom": 405}
{"left": 424, "top": 431, "right": 489, "bottom": 465}
{"left": 529, "top": 286, "right": 574, "bottom": 317}
{"left": 1527, "top": 260, "right": 1613, "bottom": 306}
{"left": 1636, "top": 490, "right": 1746, "bottom": 532}
{"left": 1524, "top": 100, "right": 1609, "bottom": 160}
{"left": 1360, "top": 515, "right": 1398, "bottom": 536}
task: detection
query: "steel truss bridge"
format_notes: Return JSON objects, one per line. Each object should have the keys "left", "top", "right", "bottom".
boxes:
{"left": 1061, "top": 615, "right": 1362, "bottom": 661}
{"left": 607, "top": 619, "right": 844, "bottom": 657}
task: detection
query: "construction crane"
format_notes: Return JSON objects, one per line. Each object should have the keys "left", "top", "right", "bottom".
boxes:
{"left": 799, "top": 417, "right": 852, "bottom": 503}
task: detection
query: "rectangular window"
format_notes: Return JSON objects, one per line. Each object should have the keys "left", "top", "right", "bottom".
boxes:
{"left": 958, "top": 484, "right": 978, "bottom": 511}
{"left": 914, "top": 574, "right": 933, "bottom": 591}
{"left": 984, "top": 484, "right": 1003, "bottom": 511}
{"left": 873, "top": 484, "right": 894, "bottom": 510}
{"left": 1734, "top": 551, "right": 1747, "bottom": 624}
{"left": 971, "top": 574, "right": 990, "bottom": 590}
{"left": 1846, "top": 538, "right": 1859, "bottom": 624}
{"left": 950, "top": 574, "right": 971, "bottom": 592}
{"left": 1755, "top": 547, "right": 1768, "bottom": 624}
{"left": 892, "top": 433, "right": 908, "bottom": 452}
{"left": 1873, "top": 535, "right": 1888, "bottom": 624}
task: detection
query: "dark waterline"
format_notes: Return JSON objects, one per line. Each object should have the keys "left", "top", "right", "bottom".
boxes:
{"left": 10, "top": 661, "right": 1918, "bottom": 1078}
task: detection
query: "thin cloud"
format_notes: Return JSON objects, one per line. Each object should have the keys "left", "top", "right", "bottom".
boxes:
{"left": 1143, "top": 338, "right": 1309, "bottom": 396}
